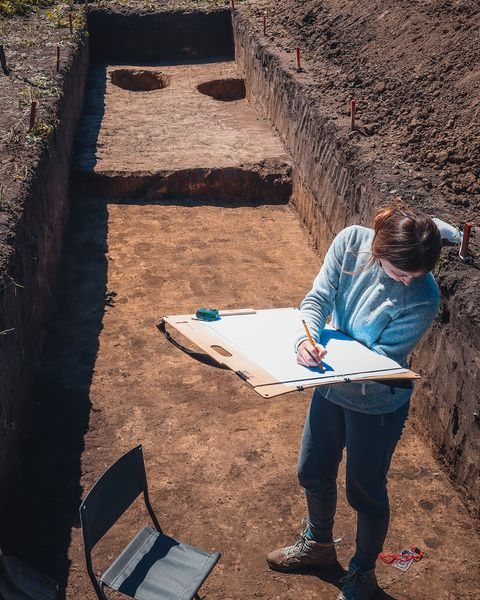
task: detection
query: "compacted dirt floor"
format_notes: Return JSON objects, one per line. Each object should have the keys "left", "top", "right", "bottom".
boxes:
{"left": 17, "top": 195, "right": 479, "bottom": 600}
{"left": 7, "top": 54, "right": 478, "bottom": 599}
{"left": 75, "top": 59, "right": 288, "bottom": 173}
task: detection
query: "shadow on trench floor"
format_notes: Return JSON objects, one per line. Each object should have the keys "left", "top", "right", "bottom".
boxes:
{"left": 0, "top": 192, "right": 295, "bottom": 593}
{"left": 2, "top": 194, "right": 109, "bottom": 592}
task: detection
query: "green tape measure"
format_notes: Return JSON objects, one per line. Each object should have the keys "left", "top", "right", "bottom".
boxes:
{"left": 195, "top": 307, "right": 220, "bottom": 321}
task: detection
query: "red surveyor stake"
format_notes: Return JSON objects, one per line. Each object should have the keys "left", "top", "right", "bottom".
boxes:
{"left": 263, "top": 13, "right": 266, "bottom": 36}
{"left": 459, "top": 221, "right": 473, "bottom": 260}
{"left": 349, "top": 98, "right": 356, "bottom": 130}
{"left": 29, "top": 100, "right": 37, "bottom": 131}
{"left": 296, "top": 47, "right": 301, "bottom": 70}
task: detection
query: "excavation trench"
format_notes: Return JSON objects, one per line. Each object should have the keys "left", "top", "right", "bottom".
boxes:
{"left": 1, "top": 7, "right": 479, "bottom": 600}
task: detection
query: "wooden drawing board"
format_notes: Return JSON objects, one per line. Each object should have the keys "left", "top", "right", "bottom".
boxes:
{"left": 162, "top": 307, "right": 419, "bottom": 398}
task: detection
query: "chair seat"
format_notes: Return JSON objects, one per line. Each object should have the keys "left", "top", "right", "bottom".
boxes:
{"left": 100, "top": 525, "right": 220, "bottom": 600}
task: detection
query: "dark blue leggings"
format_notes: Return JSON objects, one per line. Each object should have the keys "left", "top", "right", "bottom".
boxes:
{"left": 297, "top": 389, "right": 409, "bottom": 571}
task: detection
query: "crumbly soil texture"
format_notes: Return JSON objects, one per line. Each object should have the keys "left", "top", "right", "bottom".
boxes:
{"left": 246, "top": 0, "right": 480, "bottom": 220}
{"left": 2, "top": 2, "right": 480, "bottom": 263}
{"left": 0, "top": 4, "right": 86, "bottom": 275}
{"left": 0, "top": 2, "right": 480, "bottom": 600}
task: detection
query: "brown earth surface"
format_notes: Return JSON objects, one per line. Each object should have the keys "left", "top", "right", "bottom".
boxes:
{"left": 74, "top": 59, "right": 288, "bottom": 172}
{"left": 245, "top": 0, "right": 480, "bottom": 220}
{"left": 1, "top": 1, "right": 479, "bottom": 266}
{"left": 7, "top": 195, "right": 480, "bottom": 600}
{"left": 1, "top": 1, "right": 480, "bottom": 599}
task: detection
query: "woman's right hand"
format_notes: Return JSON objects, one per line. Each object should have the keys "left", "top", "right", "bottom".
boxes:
{"left": 297, "top": 339, "right": 327, "bottom": 367}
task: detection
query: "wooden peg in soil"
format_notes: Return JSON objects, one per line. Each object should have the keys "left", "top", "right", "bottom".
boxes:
{"left": 459, "top": 222, "right": 473, "bottom": 261}
{"left": 29, "top": 101, "right": 37, "bottom": 131}
{"left": 349, "top": 98, "right": 356, "bottom": 130}
{"left": 69, "top": 13, "right": 73, "bottom": 34}
{"left": 296, "top": 47, "right": 301, "bottom": 71}
{"left": 56, "top": 46, "right": 60, "bottom": 72}
{"left": 263, "top": 13, "right": 267, "bottom": 36}
{"left": 0, "top": 45, "right": 9, "bottom": 75}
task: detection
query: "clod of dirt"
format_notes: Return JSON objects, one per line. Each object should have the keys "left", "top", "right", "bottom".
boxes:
{"left": 110, "top": 69, "right": 170, "bottom": 91}
{"left": 197, "top": 78, "right": 246, "bottom": 101}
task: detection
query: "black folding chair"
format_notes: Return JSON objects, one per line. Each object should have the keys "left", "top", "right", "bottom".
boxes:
{"left": 79, "top": 445, "right": 220, "bottom": 600}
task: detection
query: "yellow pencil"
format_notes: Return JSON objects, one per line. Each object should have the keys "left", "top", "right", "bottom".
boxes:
{"left": 302, "top": 319, "right": 324, "bottom": 370}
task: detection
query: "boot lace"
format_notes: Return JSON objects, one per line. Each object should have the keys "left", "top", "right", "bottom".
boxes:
{"left": 284, "top": 519, "right": 314, "bottom": 557}
{"left": 284, "top": 532, "right": 311, "bottom": 557}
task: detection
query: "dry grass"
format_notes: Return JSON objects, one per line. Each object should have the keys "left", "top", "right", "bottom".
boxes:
{"left": 1, "top": 0, "right": 230, "bottom": 17}
{"left": 0, "top": 0, "right": 54, "bottom": 17}
{"left": 0, "top": 1, "right": 87, "bottom": 272}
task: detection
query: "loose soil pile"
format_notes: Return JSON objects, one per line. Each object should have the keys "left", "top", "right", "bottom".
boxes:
{"left": 246, "top": 0, "right": 480, "bottom": 225}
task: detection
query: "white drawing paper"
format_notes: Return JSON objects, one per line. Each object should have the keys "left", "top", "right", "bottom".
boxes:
{"left": 202, "top": 307, "right": 406, "bottom": 387}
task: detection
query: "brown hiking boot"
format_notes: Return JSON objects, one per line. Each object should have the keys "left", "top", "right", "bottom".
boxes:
{"left": 338, "top": 561, "right": 378, "bottom": 600}
{"left": 267, "top": 525, "right": 337, "bottom": 572}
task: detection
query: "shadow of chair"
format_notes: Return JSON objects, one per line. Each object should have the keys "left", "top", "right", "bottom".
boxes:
{"left": 79, "top": 445, "right": 220, "bottom": 600}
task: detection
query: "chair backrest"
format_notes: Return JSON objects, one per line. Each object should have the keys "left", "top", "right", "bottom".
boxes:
{"left": 79, "top": 445, "right": 148, "bottom": 553}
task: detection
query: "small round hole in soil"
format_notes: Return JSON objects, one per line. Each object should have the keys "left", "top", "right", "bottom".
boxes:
{"left": 110, "top": 69, "right": 170, "bottom": 92}
{"left": 197, "top": 78, "right": 246, "bottom": 101}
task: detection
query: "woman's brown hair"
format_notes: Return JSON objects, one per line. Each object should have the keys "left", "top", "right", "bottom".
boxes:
{"left": 371, "top": 202, "right": 441, "bottom": 273}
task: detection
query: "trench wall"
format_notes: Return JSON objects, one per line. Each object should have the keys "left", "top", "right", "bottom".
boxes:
{"left": 87, "top": 8, "right": 234, "bottom": 60}
{"left": 234, "top": 19, "right": 376, "bottom": 257}
{"left": 233, "top": 15, "right": 479, "bottom": 516}
{"left": 75, "top": 162, "right": 291, "bottom": 204}
{"left": 0, "top": 38, "right": 90, "bottom": 519}
{"left": 412, "top": 265, "right": 480, "bottom": 515}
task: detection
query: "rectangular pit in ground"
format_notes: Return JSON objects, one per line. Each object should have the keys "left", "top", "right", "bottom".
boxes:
{"left": 74, "top": 58, "right": 291, "bottom": 202}
{"left": 1, "top": 7, "right": 478, "bottom": 600}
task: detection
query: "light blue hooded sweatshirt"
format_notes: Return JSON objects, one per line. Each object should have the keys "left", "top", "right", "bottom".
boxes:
{"left": 295, "top": 225, "right": 440, "bottom": 414}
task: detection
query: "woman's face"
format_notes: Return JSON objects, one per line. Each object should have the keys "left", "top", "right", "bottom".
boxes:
{"left": 379, "top": 259, "right": 426, "bottom": 286}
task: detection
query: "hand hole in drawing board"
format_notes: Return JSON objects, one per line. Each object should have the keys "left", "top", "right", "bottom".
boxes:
{"left": 211, "top": 345, "right": 232, "bottom": 357}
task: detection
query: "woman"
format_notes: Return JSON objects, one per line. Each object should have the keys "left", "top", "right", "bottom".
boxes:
{"left": 267, "top": 203, "right": 441, "bottom": 600}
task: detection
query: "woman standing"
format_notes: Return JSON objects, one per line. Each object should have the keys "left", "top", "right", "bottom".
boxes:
{"left": 267, "top": 204, "right": 441, "bottom": 600}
